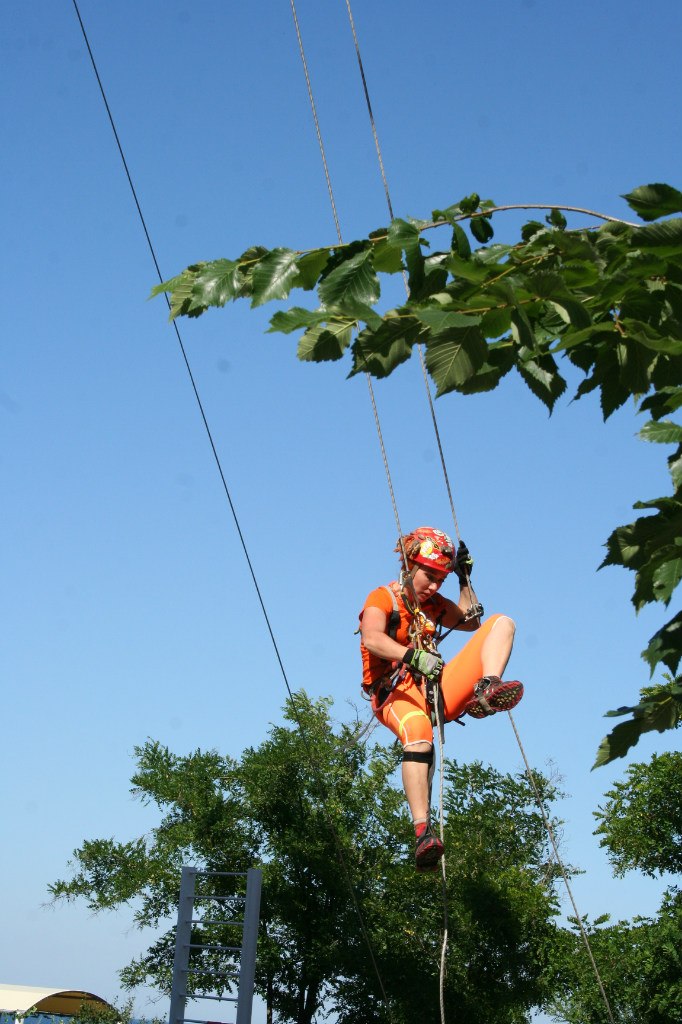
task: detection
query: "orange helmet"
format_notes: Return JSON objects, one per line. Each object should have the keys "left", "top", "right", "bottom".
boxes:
{"left": 396, "top": 527, "right": 455, "bottom": 574}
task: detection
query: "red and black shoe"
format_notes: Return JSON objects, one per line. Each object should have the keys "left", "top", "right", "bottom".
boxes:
{"left": 415, "top": 828, "right": 444, "bottom": 872}
{"left": 463, "top": 675, "right": 524, "bottom": 719}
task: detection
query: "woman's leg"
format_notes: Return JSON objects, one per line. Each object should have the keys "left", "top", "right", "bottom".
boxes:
{"left": 441, "top": 614, "right": 516, "bottom": 720}
{"left": 374, "top": 681, "right": 434, "bottom": 824}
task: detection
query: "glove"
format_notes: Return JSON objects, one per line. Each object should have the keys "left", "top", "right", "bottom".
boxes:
{"left": 402, "top": 648, "right": 444, "bottom": 681}
{"left": 454, "top": 541, "right": 473, "bottom": 584}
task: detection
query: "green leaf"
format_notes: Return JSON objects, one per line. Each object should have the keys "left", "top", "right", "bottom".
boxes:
{"left": 297, "top": 320, "right": 353, "bottom": 362}
{"left": 472, "top": 242, "right": 513, "bottom": 265}
{"left": 622, "top": 183, "right": 682, "bottom": 222}
{"left": 458, "top": 193, "right": 480, "bottom": 215}
{"left": 149, "top": 269, "right": 195, "bottom": 301}
{"left": 631, "top": 218, "right": 682, "bottom": 255}
{"left": 155, "top": 266, "right": 207, "bottom": 320}
{"left": 250, "top": 249, "right": 300, "bottom": 307}
{"left": 267, "top": 307, "right": 328, "bottom": 335}
{"left": 652, "top": 557, "right": 682, "bottom": 605}
{"left": 480, "top": 307, "right": 512, "bottom": 339}
{"left": 520, "top": 220, "right": 546, "bottom": 243}
{"left": 191, "top": 259, "right": 245, "bottom": 308}
{"left": 668, "top": 446, "right": 682, "bottom": 490}
{"left": 456, "top": 340, "right": 516, "bottom": 394}
{"left": 413, "top": 308, "right": 482, "bottom": 332}
{"left": 641, "top": 613, "right": 682, "bottom": 676}
{"left": 640, "top": 386, "right": 682, "bottom": 419}
{"left": 387, "top": 217, "right": 421, "bottom": 257}
{"left": 516, "top": 349, "right": 567, "bottom": 411}
{"left": 371, "top": 236, "right": 405, "bottom": 273}
{"left": 545, "top": 208, "right": 568, "bottom": 230}
{"left": 639, "top": 420, "right": 682, "bottom": 446}
{"left": 424, "top": 325, "right": 487, "bottom": 395}
{"left": 444, "top": 253, "right": 491, "bottom": 283}
{"left": 295, "top": 249, "right": 330, "bottom": 290}
{"left": 510, "top": 308, "right": 535, "bottom": 349}
{"left": 593, "top": 682, "right": 682, "bottom": 768}
{"left": 317, "top": 248, "right": 380, "bottom": 310}
{"left": 470, "top": 216, "right": 494, "bottom": 244}
{"left": 451, "top": 224, "right": 471, "bottom": 258}
{"left": 349, "top": 317, "right": 420, "bottom": 378}
{"left": 617, "top": 337, "right": 657, "bottom": 395}
{"left": 328, "top": 300, "right": 383, "bottom": 329}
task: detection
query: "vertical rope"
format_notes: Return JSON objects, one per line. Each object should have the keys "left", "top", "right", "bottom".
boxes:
{"left": 507, "top": 711, "right": 617, "bottom": 1024}
{"left": 433, "top": 699, "right": 449, "bottom": 1024}
{"left": 342, "top": 8, "right": 617, "bottom": 1024}
{"left": 288, "top": 0, "right": 407, "bottom": 556}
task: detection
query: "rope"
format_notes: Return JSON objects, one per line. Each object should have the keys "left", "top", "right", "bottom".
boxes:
{"left": 340, "top": 7, "right": 457, "bottom": 1019}
{"left": 432, "top": 695, "right": 449, "bottom": 1024}
{"left": 341, "top": 7, "right": 616, "bottom": 1023}
{"left": 71, "top": 2, "right": 394, "bottom": 1015}
{"left": 507, "top": 711, "right": 617, "bottom": 1024}
{"left": 342, "top": 0, "right": 465, "bottom": 549}
{"left": 288, "top": 0, "right": 409, "bottom": 570}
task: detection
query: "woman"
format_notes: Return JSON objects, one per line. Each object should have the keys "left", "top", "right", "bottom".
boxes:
{"left": 359, "top": 526, "right": 523, "bottom": 871}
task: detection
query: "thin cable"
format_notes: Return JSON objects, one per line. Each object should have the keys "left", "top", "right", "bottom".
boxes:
{"left": 507, "top": 711, "right": 617, "bottom": 1024}
{"left": 70, "top": 0, "right": 298, "bottom": 704}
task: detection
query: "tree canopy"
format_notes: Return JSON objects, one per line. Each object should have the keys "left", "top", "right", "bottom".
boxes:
{"left": 151, "top": 183, "right": 682, "bottom": 765}
{"left": 50, "top": 693, "right": 567, "bottom": 1024}
{"left": 549, "top": 751, "right": 682, "bottom": 1023}
{"left": 594, "top": 750, "right": 682, "bottom": 878}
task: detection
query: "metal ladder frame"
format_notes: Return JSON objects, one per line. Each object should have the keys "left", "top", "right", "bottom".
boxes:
{"left": 168, "top": 866, "right": 262, "bottom": 1024}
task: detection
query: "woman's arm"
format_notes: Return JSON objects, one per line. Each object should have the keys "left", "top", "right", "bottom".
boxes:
{"left": 360, "top": 605, "right": 410, "bottom": 661}
{"left": 441, "top": 580, "right": 482, "bottom": 632}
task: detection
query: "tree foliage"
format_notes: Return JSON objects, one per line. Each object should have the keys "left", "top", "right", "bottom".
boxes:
{"left": 593, "top": 750, "right": 682, "bottom": 878}
{"left": 151, "top": 183, "right": 682, "bottom": 764}
{"left": 547, "top": 892, "right": 682, "bottom": 1024}
{"left": 50, "top": 693, "right": 566, "bottom": 1024}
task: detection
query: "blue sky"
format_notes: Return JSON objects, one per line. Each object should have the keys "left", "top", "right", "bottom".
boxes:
{"left": 2, "top": 2, "right": 682, "bottom": 1021}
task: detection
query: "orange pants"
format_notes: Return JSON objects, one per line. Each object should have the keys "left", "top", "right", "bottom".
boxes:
{"left": 373, "top": 614, "right": 505, "bottom": 746}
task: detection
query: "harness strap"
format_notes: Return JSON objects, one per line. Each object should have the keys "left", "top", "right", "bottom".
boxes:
{"left": 382, "top": 584, "right": 401, "bottom": 641}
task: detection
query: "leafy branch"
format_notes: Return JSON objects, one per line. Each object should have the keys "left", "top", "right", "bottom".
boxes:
{"left": 151, "top": 183, "right": 682, "bottom": 765}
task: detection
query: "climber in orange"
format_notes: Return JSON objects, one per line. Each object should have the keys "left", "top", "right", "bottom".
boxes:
{"left": 359, "top": 526, "right": 523, "bottom": 871}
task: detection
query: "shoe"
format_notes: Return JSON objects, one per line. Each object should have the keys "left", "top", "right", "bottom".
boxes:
{"left": 415, "top": 828, "right": 444, "bottom": 872}
{"left": 463, "top": 676, "right": 524, "bottom": 719}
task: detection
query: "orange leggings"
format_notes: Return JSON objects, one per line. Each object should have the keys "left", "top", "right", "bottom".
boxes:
{"left": 373, "top": 614, "right": 505, "bottom": 746}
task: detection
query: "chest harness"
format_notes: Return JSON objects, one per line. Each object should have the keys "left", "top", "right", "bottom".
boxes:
{"left": 368, "top": 576, "right": 446, "bottom": 726}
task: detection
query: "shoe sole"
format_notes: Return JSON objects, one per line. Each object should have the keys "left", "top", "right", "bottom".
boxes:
{"left": 465, "top": 681, "right": 524, "bottom": 719}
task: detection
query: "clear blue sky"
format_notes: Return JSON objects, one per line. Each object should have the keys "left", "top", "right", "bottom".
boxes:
{"left": 2, "top": 2, "right": 681, "bottom": 1022}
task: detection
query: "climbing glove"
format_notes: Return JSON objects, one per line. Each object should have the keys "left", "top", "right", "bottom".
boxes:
{"left": 402, "top": 648, "right": 444, "bottom": 681}
{"left": 454, "top": 540, "right": 474, "bottom": 584}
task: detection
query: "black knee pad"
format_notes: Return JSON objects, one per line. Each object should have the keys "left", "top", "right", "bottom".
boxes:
{"left": 402, "top": 747, "right": 434, "bottom": 766}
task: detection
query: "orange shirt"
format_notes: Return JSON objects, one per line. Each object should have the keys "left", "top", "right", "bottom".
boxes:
{"left": 359, "top": 582, "right": 447, "bottom": 689}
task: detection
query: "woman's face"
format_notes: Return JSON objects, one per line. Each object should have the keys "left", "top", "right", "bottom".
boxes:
{"left": 411, "top": 565, "right": 448, "bottom": 602}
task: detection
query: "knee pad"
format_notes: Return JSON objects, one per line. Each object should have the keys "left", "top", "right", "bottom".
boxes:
{"left": 402, "top": 747, "right": 434, "bottom": 766}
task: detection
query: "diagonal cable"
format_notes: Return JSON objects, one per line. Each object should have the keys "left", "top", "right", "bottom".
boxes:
{"left": 70, "top": 0, "right": 300, "bottom": 706}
